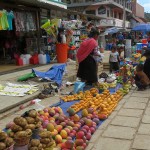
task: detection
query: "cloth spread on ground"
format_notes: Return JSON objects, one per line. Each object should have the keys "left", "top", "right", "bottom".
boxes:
{"left": 0, "top": 83, "right": 38, "bottom": 97}
{"left": 32, "top": 64, "right": 66, "bottom": 86}
{"left": 77, "top": 38, "right": 98, "bottom": 63}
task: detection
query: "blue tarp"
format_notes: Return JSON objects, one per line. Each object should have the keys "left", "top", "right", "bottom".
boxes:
{"left": 32, "top": 64, "right": 66, "bottom": 86}
{"left": 132, "top": 24, "right": 150, "bottom": 32}
{"left": 104, "top": 27, "right": 119, "bottom": 34}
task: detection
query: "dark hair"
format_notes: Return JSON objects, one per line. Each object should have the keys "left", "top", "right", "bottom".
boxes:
{"left": 88, "top": 28, "right": 100, "bottom": 38}
{"left": 142, "top": 51, "right": 150, "bottom": 57}
{"left": 111, "top": 45, "right": 117, "bottom": 51}
{"left": 136, "top": 64, "right": 144, "bottom": 71}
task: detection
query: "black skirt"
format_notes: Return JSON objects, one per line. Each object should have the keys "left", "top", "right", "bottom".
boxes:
{"left": 77, "top": 55, "right": 97, "bottom": 84}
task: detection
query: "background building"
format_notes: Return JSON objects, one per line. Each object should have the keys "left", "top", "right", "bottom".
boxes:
{"left": 62, "top": 0, "right": 132, "bottom": 28}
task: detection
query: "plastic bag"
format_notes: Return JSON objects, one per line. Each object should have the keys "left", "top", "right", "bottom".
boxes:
{"left": 74, "top": 81, "right": 85, "bottom": 93}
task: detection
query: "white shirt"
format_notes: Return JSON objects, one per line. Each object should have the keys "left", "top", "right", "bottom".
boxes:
{"left": 109, "top": 52, "right": 119, "bottom": 62}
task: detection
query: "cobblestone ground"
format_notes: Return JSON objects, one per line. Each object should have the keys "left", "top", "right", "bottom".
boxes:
{"left": 86, "top": 87, "right": 150, "bottom": 150}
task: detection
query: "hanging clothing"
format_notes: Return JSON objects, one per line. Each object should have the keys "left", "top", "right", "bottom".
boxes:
{"left": 14, "top": 12, "right": 25, "bottom": 31}
{"left": 1, "top": 10, "right": 9, "bottom": 30}
{"left": 26, "top": 12, "right": 36, "bottom": 31}
{"left": 0, "top": 11, "right": 2, "bottom": 30}
{"left": 7, "top": 11, "right": 14, "bottom": 30}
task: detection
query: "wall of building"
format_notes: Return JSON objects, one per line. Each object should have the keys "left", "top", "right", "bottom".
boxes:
{"left": 132, "top": 0, "right": 144, "bottom": 18}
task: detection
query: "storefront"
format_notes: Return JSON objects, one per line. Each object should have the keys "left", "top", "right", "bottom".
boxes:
{"left": 0, "top": 0, "right": 67, "bottom": 67}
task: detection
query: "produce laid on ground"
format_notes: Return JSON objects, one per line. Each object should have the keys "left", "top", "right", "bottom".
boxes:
{"left": 2, "top": 76, "right": 132, "bottom": 150}
{"left": 0, "top": 130, "right": 14, "bottom": 150}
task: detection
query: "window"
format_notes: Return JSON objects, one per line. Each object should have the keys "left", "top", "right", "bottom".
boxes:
{"left": 86, "top": 10, "right": 96, "bottom": 15}
{"left": 119, "top": 13, "right": 122, "bottom": 19}
{"left": 114, "top": 12, "right": 117, "bottom": 18}
{"left": 107, "top": 10, "right": 110, "bottom": 17}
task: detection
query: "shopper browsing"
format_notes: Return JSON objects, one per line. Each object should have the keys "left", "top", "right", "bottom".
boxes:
{"left": 134, "top": 64, "right": 150, "bottom": 91}
{"left": 143, "top": 51, "right": 150, "bottom": 80}
{"left": 109, "top": 46, "right": 120, "bottom": 73}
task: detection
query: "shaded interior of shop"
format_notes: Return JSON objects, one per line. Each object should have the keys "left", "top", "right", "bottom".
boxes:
{"left": 0, "top": 0, "right": 67, "bottom": 65}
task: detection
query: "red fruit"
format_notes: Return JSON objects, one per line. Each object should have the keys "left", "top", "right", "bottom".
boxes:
{"left": 19, "top": 105, "right": 24, "bottom": 110}
{"left": 93, "top": 121, "right": 99, "bottom": 126}
{"left": 76, "top": 131, "right": 85, "bottom": 139}
{"left": 76, "top": 146, "right": 84, "bottom": 150}
{"left": 67, "top": 121, "right": 75, "bottom": 127}
{"left": 86, "top": 133, "right": 91, "bottom": 140}
{"left": 98, "top": 114, "right": 107, "bottom": 120}
{"left": 81, "top": 128, "right": 87, "bottom": 134}
{"left": 60, "top": 143, "right": 66, "bottom": 149}
{"left": 71, "top": 130, "right": 76, "bottom": 135}
{"left": 75, "top": 139, "right": 84, "bottom": 146}
{"left": 79, "top": 119, "right": 85, "bottom": 125}
{"left": 73, "top": 127, "right": 79, "bottom": 131}
{"left": 65, "top": 140, "right": 74, "bottom": 149}
{"left": 58, "top": 116, "right": 65, "bottom": 122}
{"left": 60, "top": 122, "right": 67, "bottom": 127}
{"left": 69, "top": 132, "right": 75, "bottom": 138}
{"left": 67, "top": 136, "right": 72, "bottom": 140}
{"left": 90, "top": 127, "right": 96, "bottom": 134}
{"left": 83, "top": 143, "right": 87, "bottom": 148}
{"left": 82, "top": 125, "right": 89, "bottom": 131}
{"left": 64, "top": 128, "right": 71, "bottom": 134}
{"left": 30, "top": 100, "right": 35, "bottom": 105}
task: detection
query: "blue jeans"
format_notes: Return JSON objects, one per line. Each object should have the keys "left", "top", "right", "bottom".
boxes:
{"left": 106, "top": 43, "right": 113, "bottom": 50}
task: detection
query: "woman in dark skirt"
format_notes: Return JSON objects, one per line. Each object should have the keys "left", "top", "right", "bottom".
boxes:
{"left": 77, "top": 29, "right": 100, "bottom": 85}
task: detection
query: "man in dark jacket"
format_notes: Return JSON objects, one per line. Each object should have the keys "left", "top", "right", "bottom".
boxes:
{"left": 143, "top": 51, "right": 150, "bottom": 80}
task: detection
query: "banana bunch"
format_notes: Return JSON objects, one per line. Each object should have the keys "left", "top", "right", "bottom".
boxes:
{"left": 108, "top": 81, "right": 117, "bottom": 88}
{"left": 98, "top": 82, "right": 109, "bottom": 90}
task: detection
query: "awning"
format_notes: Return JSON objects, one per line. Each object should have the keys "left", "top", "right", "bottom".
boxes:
{"left": 12, "top": 0, "right": 67, "bottom": 10}
{"left": 133, "top": 17, "right": 144, "bottom": 23}
{"left": 38, "top": 0, "right": 67, "bottom": 9}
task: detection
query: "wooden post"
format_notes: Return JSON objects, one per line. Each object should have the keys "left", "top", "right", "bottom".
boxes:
{"left": 36, "top": 10, "right": 41, "bottom": 53}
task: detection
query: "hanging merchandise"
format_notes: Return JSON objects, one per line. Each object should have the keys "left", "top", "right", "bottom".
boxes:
{"left": 0, "top": 10, "right": 9, "bottom": 30}
{"left": 14, "top": 11, "right": 36, "bottom": 32}
{"left": 41, "top": 19, "right": 58, "bottom": 41}
{"left": 7, "top": 11, "right": 14, "bottom": 30}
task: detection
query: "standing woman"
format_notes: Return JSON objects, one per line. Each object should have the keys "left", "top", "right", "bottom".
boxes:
{"left": 77, "top": 29, "right": 100, "bottom": 85}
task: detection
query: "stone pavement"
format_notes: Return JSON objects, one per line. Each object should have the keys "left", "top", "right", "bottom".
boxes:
{"left": 86, "top": 88, "right": 150, "bottom": 150}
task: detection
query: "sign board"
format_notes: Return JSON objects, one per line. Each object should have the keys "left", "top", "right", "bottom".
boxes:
{"left": 98, "top": 6, "right": 106, "bottom": 15}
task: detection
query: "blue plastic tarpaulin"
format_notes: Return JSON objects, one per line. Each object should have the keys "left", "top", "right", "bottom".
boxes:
{"left": 32, "top": 64, "right": 66, "bottom": 86}
{"left": 104, "top": 27, "right": 120, "bottom": 34}
{"left": 132, "top": 24, "right": 150, "bottom": 32}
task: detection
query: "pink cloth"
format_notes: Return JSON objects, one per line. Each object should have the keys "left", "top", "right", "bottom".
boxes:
{"left": 77, "top": 38, "right": 98, "bottom": 63}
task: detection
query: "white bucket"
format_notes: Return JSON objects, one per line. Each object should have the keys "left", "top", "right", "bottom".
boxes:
{"left": 38, "top": 54, "right": 47, "bottom": 64}
{"left": 22, "top": 57, "right": 27, "bottom": 65}
{"left": 25, "top": 54, "right": 31, "bottom": 65}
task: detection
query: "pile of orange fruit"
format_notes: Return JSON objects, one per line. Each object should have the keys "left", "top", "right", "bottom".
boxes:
{"left": 68, "top": 89, "right": 123, "bottom": 116}
{"left": 60, "top": 88, "right": 99, "bottom": 102}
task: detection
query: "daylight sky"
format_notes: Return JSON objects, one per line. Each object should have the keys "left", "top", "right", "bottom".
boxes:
{"left": 138, "top": 0, "right": 150, "bottom": 12}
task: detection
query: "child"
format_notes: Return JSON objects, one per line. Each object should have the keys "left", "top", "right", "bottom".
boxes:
{"left": 134, "top": 64, "right": 150, "bottom": 91}
{"left": 109, "top": 46, "right": 120, "bottom": 73}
